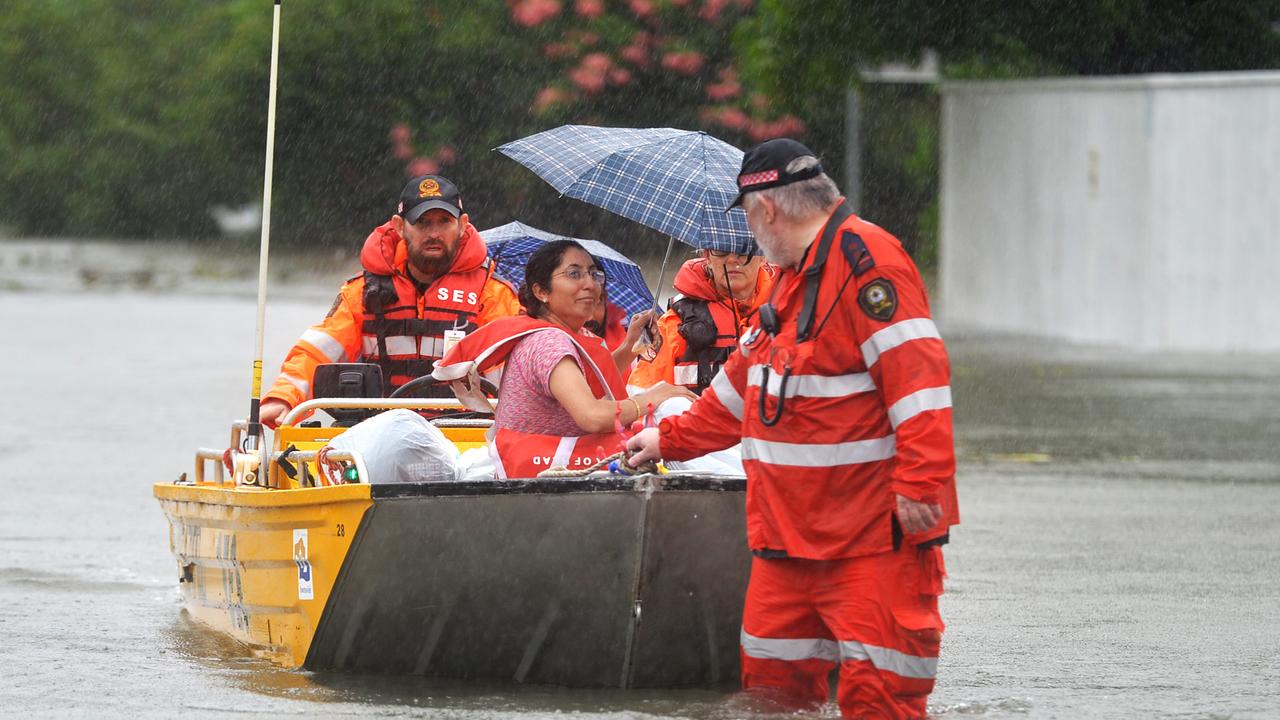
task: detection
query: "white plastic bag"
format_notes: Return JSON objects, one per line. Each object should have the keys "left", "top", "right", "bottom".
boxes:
{"left": 456, "top": 446, "right": 498, "bottom": 482}
{"left": 325, "top": 409, "right": 459, "bottom": 484}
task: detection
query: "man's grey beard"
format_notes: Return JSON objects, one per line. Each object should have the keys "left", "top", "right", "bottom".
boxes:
{"left": 753, "top": 225, "right": 802, "bottom": 268}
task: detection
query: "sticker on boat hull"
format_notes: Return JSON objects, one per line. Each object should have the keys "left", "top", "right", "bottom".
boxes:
{"left": 293, "top": 529, "right": 314, "bottom": 600}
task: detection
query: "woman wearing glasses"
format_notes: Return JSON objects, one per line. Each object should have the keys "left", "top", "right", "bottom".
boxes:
{"left": 628, "top": 247, "right": 775, "bottom": 394}
{"left": 433, "top": 240, "right": 694, "bottom": 478}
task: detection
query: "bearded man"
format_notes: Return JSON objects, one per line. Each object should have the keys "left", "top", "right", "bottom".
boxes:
{"left": 259, "top": 174, "right": 519, "bottom": 428}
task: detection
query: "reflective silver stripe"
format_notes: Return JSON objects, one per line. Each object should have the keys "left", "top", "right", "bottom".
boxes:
{"left": 741, "top": 629, "right": 839, "bottom": 662}
{"left": 838, "top": 640, "right": 937, "bottom": 679}
{"left": 741, "top": 435, "right": 895, "bottom": 467}
{"left": 301, "top": 328, "right": 346, "bottom": 363}
{"left": 747, "top": 365, "right": 875, "bottom": 398}
{"left": 384, "top": 336, "right": 417, "bottom": 356}
{"left": 281, "top": 373, "right": 309, "bottom": 396}
{"left": 888, "top": 386, "right": 952, "bottom": 429}
{"left": 860, "top": 318, "right": 940, "bottom": 368}
{"left": 361, "top": 337, "right": 378, "bottom": 357}
{"left": 551, "top": 436, "right": 576, "bottom": 467}
{"left": 420, "top": 336, "right": 444, "bottom": 358}
{"left": 710, "top": 370, "right": 744, "bottom": 421}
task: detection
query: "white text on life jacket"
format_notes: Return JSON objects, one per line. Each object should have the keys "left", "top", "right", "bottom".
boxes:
{"left": 437, "top": 288, "right": 479, "bottom": 305}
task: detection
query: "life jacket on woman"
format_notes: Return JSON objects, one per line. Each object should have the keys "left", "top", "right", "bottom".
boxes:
{"left": 433, "top": 316, "right": 629, "bottom": 479}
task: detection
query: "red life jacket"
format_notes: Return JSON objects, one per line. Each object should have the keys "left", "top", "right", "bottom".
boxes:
{"left": 357, "top": 220, "right": 496, "bottom": 394}
{"left": 434, "top": 316, "right": 628, "bottom": 479}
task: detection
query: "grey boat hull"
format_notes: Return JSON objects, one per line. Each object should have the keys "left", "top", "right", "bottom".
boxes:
{"left": 305, "top": 474, "right": 751, "bottom": 688}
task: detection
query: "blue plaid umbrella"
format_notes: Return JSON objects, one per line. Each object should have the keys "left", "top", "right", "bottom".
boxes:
{"left": 479, "top": 221, "right": 654, "bottom": 317}
{"left": 496, "top": 125, "right": 754, "bottom": 254}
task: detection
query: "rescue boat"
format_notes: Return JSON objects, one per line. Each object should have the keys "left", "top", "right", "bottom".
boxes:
{"left": 152, "top": 397, "right": 751, "bottom": 688}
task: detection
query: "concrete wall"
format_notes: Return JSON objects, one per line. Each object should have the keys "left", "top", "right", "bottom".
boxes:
{"left": 940, "top": 72, "right": 1280, "bottom": 351}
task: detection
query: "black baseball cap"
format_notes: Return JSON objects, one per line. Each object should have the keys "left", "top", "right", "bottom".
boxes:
{"left": 398, "top": 174, "right": 463, "bottom": 223}
{"left": 727, "top": 138, "right": 824, "bottom": 209}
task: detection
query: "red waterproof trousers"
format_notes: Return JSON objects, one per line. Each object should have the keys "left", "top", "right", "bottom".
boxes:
{"left": 740, "top": 545, "right": 946, "bottom": 719}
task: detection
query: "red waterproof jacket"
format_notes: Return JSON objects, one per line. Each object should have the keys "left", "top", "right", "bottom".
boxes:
{"left": 657, "top": 202, "right": 959, "bottom": 558}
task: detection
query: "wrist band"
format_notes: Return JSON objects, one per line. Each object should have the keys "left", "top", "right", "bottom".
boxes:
{"left": 629, "top": 397, "right": 643, "bottom": 420}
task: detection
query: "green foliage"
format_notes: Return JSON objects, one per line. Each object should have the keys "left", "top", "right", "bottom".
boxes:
{"left": 0, "top": 0, "right": 768, "bottom": 254}
{"left": 0, "top": 1, "right": 235, "bottom": 237}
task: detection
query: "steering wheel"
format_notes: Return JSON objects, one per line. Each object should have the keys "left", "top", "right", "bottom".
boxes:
{"left": 388, "top": 374, "right": 499, "bottom": 400}
{"left": 387, "top": 374, "right": 500, "bottom": 420}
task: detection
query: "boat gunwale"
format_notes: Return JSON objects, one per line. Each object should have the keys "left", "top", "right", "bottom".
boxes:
{"left": 369, "top": 473, "right": 747, "bottom": 499}
{"left": 152, "top": 482, "right": 371, "bottom": 506}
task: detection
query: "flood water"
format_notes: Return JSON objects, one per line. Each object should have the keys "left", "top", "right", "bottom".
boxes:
{"left": 2, "top": 240, "right": 1278, "bottom": 718}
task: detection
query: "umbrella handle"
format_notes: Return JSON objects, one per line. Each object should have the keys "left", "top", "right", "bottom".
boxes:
{"left": 638, "top": 234, "right": 678, "bottom": 346}
{"left": 650, "top": 235, "right": 678, "bottom": 314}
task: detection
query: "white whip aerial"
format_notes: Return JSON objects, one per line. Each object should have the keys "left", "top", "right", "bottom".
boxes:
{"left": 243, "top": 0, "right": 283, "bottom": 485}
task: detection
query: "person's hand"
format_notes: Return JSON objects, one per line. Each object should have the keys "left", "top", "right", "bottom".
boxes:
{"left": 259, "top": 398, "right": 292, "bottom": 430}
{"left": 626, "top": 427, "right": 661, "bottom": 467}
{"left": 637, "top": 381, "right": 697, "bottom": 409}
{"left": 624, "top": 310, "right": 656, "bottom": 346}
{"left": 896, "top": 494, "right": 943, "bottom": 534}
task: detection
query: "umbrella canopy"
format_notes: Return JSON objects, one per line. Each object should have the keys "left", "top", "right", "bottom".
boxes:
{"left": 480, "top": 221, "right": 654, "bottom": 317}
{"left": 496, "top": 125, "right": 754, "bottom": 254}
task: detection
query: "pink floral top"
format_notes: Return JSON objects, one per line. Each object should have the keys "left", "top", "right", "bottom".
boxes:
{"left": 494, "top": 329, "right": 598, "bottom": 436}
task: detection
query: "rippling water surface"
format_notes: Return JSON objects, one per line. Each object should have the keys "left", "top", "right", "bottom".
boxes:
{"left": 2, "top": 241, "right": 1277, "bottom": 718}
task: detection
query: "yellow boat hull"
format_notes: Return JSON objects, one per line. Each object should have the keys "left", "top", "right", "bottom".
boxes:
{"left": 154, "top": 482, "right": 372, "bottom": 667}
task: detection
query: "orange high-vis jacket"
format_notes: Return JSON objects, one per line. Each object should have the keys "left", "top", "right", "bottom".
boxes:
{"left": 628, "top": 259, "right": 774, "bottom": 392}
{"left": 656, "top": 201, "right": 958, "bottom": 558}
{"left": 264, "top": 220, "right": 520, "bottom": 410}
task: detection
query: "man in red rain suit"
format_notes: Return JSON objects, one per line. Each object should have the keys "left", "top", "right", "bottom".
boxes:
{"left": 627, "top": 138, "right": 958, "bottom": 719}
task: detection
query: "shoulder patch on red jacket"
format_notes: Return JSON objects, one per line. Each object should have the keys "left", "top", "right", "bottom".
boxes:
{"left": 324, "top": 292, "right": 344, "bottom": 318}
{"left": 840, "top": 231, "right": 876, "bottom": 276}
{"left": 858, "top": 278, "right": 897, "bottom": 321}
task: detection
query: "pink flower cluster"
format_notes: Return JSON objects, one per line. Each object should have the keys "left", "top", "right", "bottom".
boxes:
{"left": 661, "top": 50, "right": 704, "bottom": 75}
{"left": 514, "top": 0, "right": 800, "bottom": 140}
{"left": 619, "top": 31, "right": 653, "bottom": 68}
{"left": 570, "top": 52, "right": 627, "bottom": 94}
{"left": 700, "top": 106, "right": 807, "bottom": 141}
{"left": 389, "top": 123, "right": 458, "bottom": 177}
{"left": 574, "top": 0, "right": 604, "bottom": 18}
{"left": 705, "top": 67, "right": 741, "bottom": 101}
{"left": 510, "top": 0, "right": 562, "bottom": 28}
{"left": 628, "top": 0, "right": 655, "bottom": 18}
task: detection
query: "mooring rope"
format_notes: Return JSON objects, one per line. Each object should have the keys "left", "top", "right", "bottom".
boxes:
{"left": 535, "top": 451, "right": 659, "bottom": 478}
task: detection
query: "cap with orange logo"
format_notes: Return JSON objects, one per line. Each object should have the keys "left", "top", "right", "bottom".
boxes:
{"left": 397, "top": 174, "right": 463, "bottom": 223}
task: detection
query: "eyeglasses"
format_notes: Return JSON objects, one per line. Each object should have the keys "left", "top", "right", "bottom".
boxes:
{"left": 707, "top": 249, "right": 755, "bottom": 261}
{"left": 553, "top": 267, "right": 607, "bottom": 284}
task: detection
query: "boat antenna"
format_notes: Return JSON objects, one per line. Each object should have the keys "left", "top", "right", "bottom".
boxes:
{"left": 244, "top": 0, "right": 283, "bottom": 486}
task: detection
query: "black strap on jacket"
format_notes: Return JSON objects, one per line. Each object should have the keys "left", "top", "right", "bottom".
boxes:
{"left": 672, "top": 297, "right": 736, "bottom": 393}
{"left": 795, "top": 200, "right": 855, "bottom": 342}
{"left": 757, "top": 200, "right": 856, "bottom": 427}
{"left": 362, "top": 271, "right": 398, "bottom": 395}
